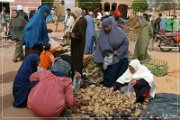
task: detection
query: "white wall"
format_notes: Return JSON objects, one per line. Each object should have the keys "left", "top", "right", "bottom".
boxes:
{"left": 64, "top": 0, "right": 75, "bottom": 13}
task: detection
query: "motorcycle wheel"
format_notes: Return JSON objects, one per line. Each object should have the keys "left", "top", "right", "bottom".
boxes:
{"left": 159, "top": 41, "right": 172, "bottom": 52}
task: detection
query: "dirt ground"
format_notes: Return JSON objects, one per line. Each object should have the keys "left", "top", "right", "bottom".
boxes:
{"left": 0, "top": 22, "right": 179, "bottom": 120}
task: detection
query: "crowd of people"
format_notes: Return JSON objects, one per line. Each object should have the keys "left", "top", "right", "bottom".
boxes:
{"left": 2, "top": 4, "right": 173, "bottom": 119}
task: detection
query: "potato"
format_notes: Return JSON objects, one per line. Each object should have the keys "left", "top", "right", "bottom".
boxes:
{"left": 134, "top": 109, "right": 141, "bottom": 117}
{"left": 88, "top": 107, "right": 94, "bottom": 112}
{"left": 84, "top": 96, "right": 91, "bottom": 101}
{"left": 66, "top": 86, "right": 143, "bottom": 118}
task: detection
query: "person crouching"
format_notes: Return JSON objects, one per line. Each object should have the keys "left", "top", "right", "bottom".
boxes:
{"left": 27, "top": 58, "right": 86, "bottom": 118}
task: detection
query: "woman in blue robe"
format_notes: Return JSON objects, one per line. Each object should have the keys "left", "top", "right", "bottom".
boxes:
{"left": 94, "top": 18, "right": 129, "bottom": 87}
{"left": 13, "top": 54, "right": 39, "bottom": 108}
{"left": 23, "top": 5, "right": 50, "bottom": 56}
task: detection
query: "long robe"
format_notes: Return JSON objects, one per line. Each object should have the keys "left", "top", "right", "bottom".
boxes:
{"left": 9, "top": 15, "right": 27, "bottom": 40}
{"left": 94, "top": 18, "right": 129, "bottom": 87}
{"left": 23, "top": 5, "right": 50, "bottom": 49}
{"left": 84, "top": 15, "right": 95, "bottom": 54}
{"left": 173, "top": 18, "right": 179, "bottom": 32}
{"left": 134, "top": 22, "right": 153, "bottom": 60}
{"left": 71, "top": 17, "right": 87, "bottom": 74}
{"left": 13, "top": 54, "right": 39, "bottom": 108}
{"left": 9, "top": 15, "right": 27, "bottom": 60}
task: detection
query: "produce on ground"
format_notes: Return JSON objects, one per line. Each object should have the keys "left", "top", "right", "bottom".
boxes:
{"left": 65, "top": 85, "right": 142, "bottom": 119}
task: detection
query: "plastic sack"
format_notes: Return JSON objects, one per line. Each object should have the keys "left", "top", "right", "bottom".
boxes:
{"left": 72, "top": 75, "right": 81, "bottom": 92}
{"left": 46, "top": 15, "right": 53, "bottom": 23}
{"left": 49, "top": 38, "right": 62, "bottom": 51}
{"left": 103, "top": 55, "right": 113, "bottom": 70}
{"left": 119, "top": 84, "right": 136, "bottom": 102}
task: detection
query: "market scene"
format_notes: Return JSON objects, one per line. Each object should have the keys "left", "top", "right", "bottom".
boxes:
{"left": 0, "top": 0, "right": 180, "bottom": 119}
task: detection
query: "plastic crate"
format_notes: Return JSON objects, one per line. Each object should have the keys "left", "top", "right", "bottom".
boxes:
{"left": 140, "top": 59, "right": 168, "bottom": 77}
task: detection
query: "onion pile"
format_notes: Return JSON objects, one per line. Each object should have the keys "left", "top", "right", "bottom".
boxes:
{"left": 65, "top": 85, "right": 142, "bottom": 119}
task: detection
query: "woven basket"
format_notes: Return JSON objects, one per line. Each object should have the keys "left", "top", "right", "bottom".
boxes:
{"left": 140, "top": 59, "right": 168, "bottom": 77}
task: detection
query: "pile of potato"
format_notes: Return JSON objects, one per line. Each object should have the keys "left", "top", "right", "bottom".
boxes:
{"left": 65, "top": 85, "right": 143, "bottom": 118}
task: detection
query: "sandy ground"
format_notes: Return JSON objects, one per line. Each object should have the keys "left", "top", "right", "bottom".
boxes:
{"left": 0, "top": 22, "right": 179, "bottom": 120}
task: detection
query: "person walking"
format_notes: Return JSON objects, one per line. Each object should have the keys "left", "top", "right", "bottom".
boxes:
{"left": 134, "top": 14, "right": 153, "bottom": 60}
{"left": 0, "top": 7, "right": 8, "bottom": 37}
{"left": 9, "top": 10, "right": 27, "bottom": 62}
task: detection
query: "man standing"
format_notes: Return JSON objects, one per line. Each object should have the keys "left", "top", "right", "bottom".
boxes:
{"left": 17, "top": 5, "right": 29, "bottom": 21}
{"left": 64, "top": 8, "right": 74, "bottom": 44}
{"left": 110, "top": 10, "right": 127, "bottom": 28}
{"left": 0, "top": 7, "right": 8, "bottom": 37}
{"left": 159, "top": 13, "right": 166, "bottom": 35}
{"left": 83, "top": 10, "right": 95, "bottom": 54}
{"left": 70, "top": 7, "right": 87, "bottom": 76}
{"left": 64, "top": 8, "right": 71, "bottom": 32}
{"left": 172, "top": 15, "right": 179, "bottom": 33}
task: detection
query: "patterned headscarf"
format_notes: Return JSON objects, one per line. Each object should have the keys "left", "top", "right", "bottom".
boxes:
{"left": 50, "top": 58, "right": 71, "bottom": 77}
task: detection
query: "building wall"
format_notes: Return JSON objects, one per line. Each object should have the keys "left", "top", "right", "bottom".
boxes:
{"left": 10, "top": 0, "right": 41, "bottom": 14}
{"left": 100, "top": 0, "right": 132, "bottom": 10}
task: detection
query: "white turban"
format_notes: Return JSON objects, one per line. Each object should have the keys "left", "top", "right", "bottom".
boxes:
{"left": 71, "top": 7, "right": 82, "bottom": 18}
{"left": 17, "top": 5, "right": 23, "bottom": 11}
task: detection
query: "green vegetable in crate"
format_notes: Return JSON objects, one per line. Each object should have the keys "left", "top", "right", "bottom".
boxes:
{"left": 141, "top": 59, "right": 168, "bottom": 77}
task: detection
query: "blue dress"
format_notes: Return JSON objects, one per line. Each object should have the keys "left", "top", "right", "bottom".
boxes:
{"left": 84, "top": 15, "right": 95, "bottom": 54}
{"left": 23, "top": 5, "right": 50, "bottom": 48}
{"left": 13, "top": 54, "right": 39, "bottom": 108}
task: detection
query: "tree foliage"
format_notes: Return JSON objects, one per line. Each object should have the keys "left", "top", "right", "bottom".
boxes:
{"left": 78, "top": 0, "right": 100, "bottom": 10}
{"left": 42, "top": 0, "right": 54, "bottom": 8}
{"left": 132, "top": 0, "right": 148, "bottom": 12}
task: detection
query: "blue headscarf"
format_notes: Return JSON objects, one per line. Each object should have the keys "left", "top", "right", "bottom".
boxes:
{"left": 50, "top": 58, "right": 71, "bottom": 77}
{"left": 13, "top": 54, "right": 39, "bottom": 108}
{"left": 23, "top": 5, "right": 50, "bottom": 48}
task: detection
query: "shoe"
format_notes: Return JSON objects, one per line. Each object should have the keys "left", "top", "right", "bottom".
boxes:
{"left": 12, "top": 60, "right": 18, "bottom": 63}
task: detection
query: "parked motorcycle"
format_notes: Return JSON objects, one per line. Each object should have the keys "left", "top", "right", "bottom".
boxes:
{"left": 156, "top": 32, "right": 180, "bottom": 52}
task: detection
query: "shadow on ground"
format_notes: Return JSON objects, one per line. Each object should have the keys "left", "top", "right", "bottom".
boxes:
{"left": 0, "top": 71, "right": 17, "bottom": 83}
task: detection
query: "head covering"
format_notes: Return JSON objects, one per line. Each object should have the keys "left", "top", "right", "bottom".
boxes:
{"left": 129, "top": 59, "right": 141, "bottom": 72}
{"left": 71, "top": 7, "right": 82, "bottom": 19}
{"left": 23, "top": 5, "right": 50, "bottom": 48}
{"left": 102, "top": 17, "right": 112, "bottom": 26}
{"left": 89, "top": 11, "right": 93, "bottom": 16}
{"left": 10, "top": 10, "right": 26, "bottom": 40}
{"left": 105, "top": 12, "right": 110, "bottom": 16}
{"left": 70, "top": 7, "right": 82, "bottom": 32}
{"left": 17, "top": 5, "right": 23, "bottom": 11}
{"left": 13, "top": 54, "right": 39, "bottom": 107}
{"left": 116, "top": 59, "right": 156, "bottom": 98}
{"left": 51, "top": 58, "right": 71, "bottom": 77}
{"left": 97, "top": 12, "right": 102, "bottom": 19}
{"left": 114, "top": 10, "right": 121, "bottom": 17}
{"left": 94, "top": 17, "right": 128, "bottom": 63}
